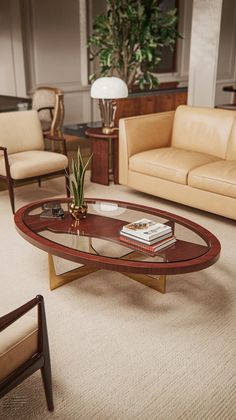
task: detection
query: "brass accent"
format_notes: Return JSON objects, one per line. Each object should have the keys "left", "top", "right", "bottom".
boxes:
{"left": 48, "top": 241, "right": 167, "bottom": 293}
{"left": 48, "top": 254, "right": 99, "bottom": 290}
{"left": 121, "top": 249, "right": 167, "bottom": 293}
{"left": 99, "top": 99, "right": 117, "bottom": 134}
{"left": 102, "top": 127, "right": 119, "bottom": 134}
{"left": 102, "top": 127, "right": 114, "bottom": 135}
{"left": 122, "top": 272, "right": 166, "bottom": 293}
{"left": 69, "top": 203, "right": 88, "bottom": 221}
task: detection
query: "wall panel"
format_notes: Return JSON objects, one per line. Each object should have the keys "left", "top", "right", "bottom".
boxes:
{"left": 0, "top": 0, "right": 16, "bottom": 95}
{"left": 21, "top": 0, "right": 91, "bottom": 123}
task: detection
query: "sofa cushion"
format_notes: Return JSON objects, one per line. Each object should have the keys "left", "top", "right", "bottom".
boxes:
{"left": 188, "top": 161, "right": 236, "bottom": 198}
{"left": 0, "top": 316, "right": 38, "bottom": 381}
{"left": 171, "top": 105, "right": 236, "bottom": 159}
{"left": 129, "top": 147, "right": 219, "bottom": 185}
{"left": 0, "top": 150, "right": 68, "bottom": 179}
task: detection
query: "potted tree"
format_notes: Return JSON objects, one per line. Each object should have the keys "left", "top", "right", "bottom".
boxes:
{"left": 88, "top": 0, "right": 185, "bottom": 123}
{"left": 88, "top": 0, "right": 180, "bottom": 91}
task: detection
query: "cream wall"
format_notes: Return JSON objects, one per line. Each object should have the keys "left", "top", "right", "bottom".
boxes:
{"left": 0, "top": 0, "right": 235, "bottom": 122}
{"left": 22, "top": 0, "right": 91, "bottom": 124}
{"left": 188, "top": 0, "right": 236, "bottom": 107}
{"left": 215, "top": 0, "right": 236, "bottom": 105}
{"left": 188, "top": 0, "right": 223, "bottom": 107}
{"left": 0, "top": 0, "right": 26, "bottom": 96}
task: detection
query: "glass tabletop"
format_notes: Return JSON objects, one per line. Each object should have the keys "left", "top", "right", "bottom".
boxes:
{"left": 21, "top": 198, "right": 213, "bottom": 265}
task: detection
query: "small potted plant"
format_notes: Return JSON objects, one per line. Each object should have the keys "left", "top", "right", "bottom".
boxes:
{"left": 67, "top": 149, "right": 93, "bottom": 220}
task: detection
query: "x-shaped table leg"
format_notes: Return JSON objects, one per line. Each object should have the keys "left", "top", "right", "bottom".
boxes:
{"left": 48, "top": 254, "right": 100, "bottom": 290}
{"left": 120, "top": 250, "right": 167, "bottom": 293}
{"left": 48, "top": 249, "right": 167, "bottom": 293}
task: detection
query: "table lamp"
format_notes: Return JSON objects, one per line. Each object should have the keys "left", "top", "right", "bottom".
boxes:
{"left": 91, "top": 76, "right": 128, "bottom": 134}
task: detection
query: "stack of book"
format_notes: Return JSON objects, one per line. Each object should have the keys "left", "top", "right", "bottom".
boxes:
{"left": 120, "top": 218, "right": 176, "bottom": 256}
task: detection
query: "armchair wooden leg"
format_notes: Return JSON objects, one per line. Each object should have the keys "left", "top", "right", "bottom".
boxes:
{"left": 41, "top": 353, "right": 54, "bottom": 411}
{"left": 38, "top": 298, "right": 54, "bottom": 411}
{"left": 65, "top": 175, "right": 70, "bottom": 197}
{"left": 38, "top": 179, "right": 42, "bottom": 187}
{"left": 6, "top": 175, "right": 15, "bottom": 214}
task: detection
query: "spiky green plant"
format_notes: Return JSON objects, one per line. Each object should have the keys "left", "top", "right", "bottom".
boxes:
{"left": 66, "top": 149, "right": 93, "bottom": 207}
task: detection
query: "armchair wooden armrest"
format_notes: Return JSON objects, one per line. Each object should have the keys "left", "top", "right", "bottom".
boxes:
{"left": 44, "top": 134, "right": 67, "bottom": 156}
{"left": 37, "top": 106, "right": 54, "bottom": 119}
{"left": 0, "top": 295, "right": 53, "bottom": 411}
{"left": 0, "top": 146, "right": 11, "bottom": 180}
{"left": 37, "top": 106, "right": 54, "bottom": 112}
{"left": 0, "top": 295, "right": 42, "bottom": 332}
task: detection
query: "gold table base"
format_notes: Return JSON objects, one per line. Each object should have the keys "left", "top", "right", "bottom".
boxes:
{"left": 48, "top": 253, "right": 167, "bottom": 293}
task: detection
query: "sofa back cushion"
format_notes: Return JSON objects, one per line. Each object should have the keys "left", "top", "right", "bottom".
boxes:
{"left": 0, "top": 110, "right": 44, "bottom": 155}
{"left": 171, "top": 105, "right": 236, "bottom": 159}
{"left": 226, "top": 119, "right": 236, "bottom": 160}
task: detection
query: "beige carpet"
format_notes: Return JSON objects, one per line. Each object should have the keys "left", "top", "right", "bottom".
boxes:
{"left": 0, "top": 174, "right": 236, "bottom": 420}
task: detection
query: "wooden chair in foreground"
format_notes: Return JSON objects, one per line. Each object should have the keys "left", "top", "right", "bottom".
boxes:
{"left": 0, "top": 110, "right": 69, "bottom": 214}
{"left": 32, "top": 86, "right": 65, "bottom": 137}
{"left": 0, "top": 295, "right": 54, "bottom": 411}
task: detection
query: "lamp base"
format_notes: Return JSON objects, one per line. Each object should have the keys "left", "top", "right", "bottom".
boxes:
{"left": 99, "top": 99, "right": 118, "bottom": 135}
{"left": 102, "top": 127, "right": 118, "bottom": 135}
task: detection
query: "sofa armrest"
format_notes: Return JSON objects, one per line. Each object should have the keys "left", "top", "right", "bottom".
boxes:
{"left": 119, "top": 111, "right": 175, "bottom": 184}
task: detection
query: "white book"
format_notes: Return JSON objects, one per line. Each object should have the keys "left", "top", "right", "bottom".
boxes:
{"left": 120, "top": 230, "right": 173, "bottom": 245}
{"left": 121, "top": 218, "right": 172, "bottom": 240}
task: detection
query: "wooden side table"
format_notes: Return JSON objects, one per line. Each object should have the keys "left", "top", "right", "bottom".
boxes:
{"left": 85, "top": 127, "right": 119, "bottom": 185}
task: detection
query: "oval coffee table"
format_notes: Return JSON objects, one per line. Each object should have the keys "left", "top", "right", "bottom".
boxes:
{"left": 14, "top": 198, "right": 221, "bottom": 293}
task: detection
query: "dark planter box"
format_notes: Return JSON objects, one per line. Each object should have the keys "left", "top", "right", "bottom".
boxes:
{"left": 115, "top": 85, "right": 187, "bottom": 125}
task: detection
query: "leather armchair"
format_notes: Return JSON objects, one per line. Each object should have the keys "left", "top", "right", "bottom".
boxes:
{"left": 0, "top": 110, "right": 70, "bottom": 213}
{"left": 0, "top": 295, "right": 53, "bottom": 411}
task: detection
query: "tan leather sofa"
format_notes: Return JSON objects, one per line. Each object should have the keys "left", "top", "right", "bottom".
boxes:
{"left": 119, "top": 105, "right": 236, "bottom": 220}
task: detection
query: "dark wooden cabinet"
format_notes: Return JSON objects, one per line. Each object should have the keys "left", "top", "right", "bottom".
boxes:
{"left": 0, "top": 95, "right": 31, "bottom": 112}
{"left": 115, "top": 87, "right": 187, "bottom": 125}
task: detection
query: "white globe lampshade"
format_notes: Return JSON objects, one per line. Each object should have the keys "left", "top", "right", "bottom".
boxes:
{"left": 91, "top": 77, "right": 128, "bottom": 99}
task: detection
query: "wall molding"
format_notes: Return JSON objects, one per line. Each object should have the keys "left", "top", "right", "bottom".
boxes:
{"left": 22, "top": 0, "right": 90, "bottom": 94}
{"left": 10, "top": 0, "right": 27, "bottom": 96}
{"left": 217, "top": 0, "right": 236, "bottom": 81}
{"left": 78, "top": 0, "right": 89, "bottom": 86}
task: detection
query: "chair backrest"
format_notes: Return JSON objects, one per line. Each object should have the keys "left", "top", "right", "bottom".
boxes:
{"left": 32, "top": 87, "right": 65, "bottom": 136}
{"left": 171, "top": 105, "right": 236, "bottom": 159}
{"left": 0, "top": 110, "right": 44, "bottom": 154}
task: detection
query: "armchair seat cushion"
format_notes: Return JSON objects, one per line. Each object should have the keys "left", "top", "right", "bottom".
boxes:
{"left": 129, "top": 147, "right": 219, "bottom": 185}
{"left": 188, "top": 160, "right": 236, "bottom": 198}
{"left": 0, "top": 150, "right": 68, "bottom": 180}
{"left": 0, "top": 316, "right": 38, "bottom": 381}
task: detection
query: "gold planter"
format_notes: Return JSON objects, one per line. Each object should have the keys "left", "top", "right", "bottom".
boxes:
{"left": 69, "top": 202, "right": 88, "bottom": 221}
